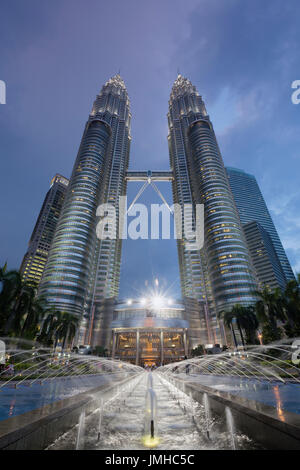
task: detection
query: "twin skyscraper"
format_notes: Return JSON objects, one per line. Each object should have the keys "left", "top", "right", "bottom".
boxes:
{"left": 35, "top": 73, "right": 294, "bottom": 353}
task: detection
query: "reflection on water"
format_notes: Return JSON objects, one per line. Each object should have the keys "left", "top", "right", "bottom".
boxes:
{"left": 182, "top": 374, "right": 300, "bottom": 415}
{"left": 0, "top": 374, "right": 124, "bottom": 421}
{"left": 8, "top": 399, "right": 16, "bottom": 417}
{"left": 273, "top": 385, "right": 285, "bottom": 422}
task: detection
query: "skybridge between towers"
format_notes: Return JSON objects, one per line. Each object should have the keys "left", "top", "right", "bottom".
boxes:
{"left": 125, "top": 170, "right": 174, "bottom": 214}
{"left": 126, "top": 170, "right": 174, "bottom": 182}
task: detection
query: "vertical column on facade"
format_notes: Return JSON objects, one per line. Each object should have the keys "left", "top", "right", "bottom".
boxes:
{"left": 136, "top": 330, "right": 140, "bottom": 366}
{"left": 160, "top": 330, "right": 164, "bottom": 366}
{"left": 183, "top": 330, "right": 188, "bottom": 357}
{"left": 112, "top": 330, "right": 116, "bottom": 359}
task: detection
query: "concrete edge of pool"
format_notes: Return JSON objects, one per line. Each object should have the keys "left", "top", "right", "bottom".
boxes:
{"left": 164, "top": 374, "right": 300, "bottom": 450}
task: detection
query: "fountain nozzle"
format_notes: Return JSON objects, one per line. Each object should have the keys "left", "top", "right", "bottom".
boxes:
{"left": 150, "top": 419, "right": 154, "bottom": 439}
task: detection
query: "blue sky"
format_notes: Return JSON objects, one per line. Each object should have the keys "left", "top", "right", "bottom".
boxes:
{"left": 0, "top": 0, "right": 299, "bottom": 299}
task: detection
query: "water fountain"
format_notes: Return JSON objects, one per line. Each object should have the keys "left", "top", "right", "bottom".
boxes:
{"left": 142, "top": 373, "right": 159, "bottom": 448}
{"left": 203, "top": 393, "right": 211, "bottom": 439}
{"left": 75, "top": 410, "right": 86, "bottom": 450}
{"left": 225, "top": 406, "right": 236, "bottom": 450}
{"left": 147, "top": 372, "right": 153, "bottom": 389}
{"left": 155, "top": 341, "right": 300, "bottom": 450}
{"left": 1, "top": 338, "right": 300, "bottom": 450}
{"left": 97, "top": 398, "right": 103, "bottom": 441}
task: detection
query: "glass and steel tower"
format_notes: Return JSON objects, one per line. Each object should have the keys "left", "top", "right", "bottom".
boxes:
{"left": 243, "top": 221, "right": 286, "bottom": 291}
{"left": 86, "top": 75, "right": 131, "bottom": 347}
{"left": 20, "top": 174, "right": 69, "bottom": 286}
{"left": 39, "top": 75, "right": 131, "bottom": 334}
{"left": 226, "top": 167, "right": 295, "bottom": 284}
{"left": 168, "top": 75, "right": 257, "bottom": 346}
{"left": 168, "top": 76, "right": 216, "bottom": 347}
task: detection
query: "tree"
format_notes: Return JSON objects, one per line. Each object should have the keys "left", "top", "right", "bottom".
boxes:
{"left": 56, "top": 313, "right": 79, "bottom": 350}
{"left": 236, "top": 305, "right": 259, "bottom": 345}
{"left": 219, "top": 304, "right": 259, "bottom": 347}
{"left": 0, "top": 264, "right": 81, "bottom": 352}
{"left": 19, "top": 286, "right": 46, "bottom": 340}
{"left": 218, "top": 308, "right": 242, "bottom": 348}
{"left": 37, "top": 309, "right": 62, "bottom": 346}
{"left": 283, "top": 274, "right": 300, "bottom": 337}
{"left": 0, "top": 268, "right": 23, "bottom": 333}
{"left": 0, "top": 271, "right": 44, "bottom": 340}
{"left": 254, "top": 287, "right": 285, "bottom": 343}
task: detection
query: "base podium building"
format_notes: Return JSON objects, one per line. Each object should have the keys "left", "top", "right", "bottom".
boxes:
{"left": 111, "top": 299, "right": 188, "bottom": 366}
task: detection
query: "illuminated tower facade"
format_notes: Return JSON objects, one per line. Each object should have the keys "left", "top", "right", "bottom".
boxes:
{"left": 168, "top": 75, "right": 257, "bottom": 346}
{"left": 39, "top": 75, "right": 131, "bottom": 341}
{"left": 86, "top": 75, "right": 131, "bottom": 347}
{"left": 20, "top": 174, "right": 69, "bottom": 286}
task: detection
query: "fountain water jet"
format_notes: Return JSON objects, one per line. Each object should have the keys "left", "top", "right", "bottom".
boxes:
{"left": 225, "top": 406, "right": 236, "bottom": 450}
{"left": 143, "top": 375, "right": 159, "bottom": 448}
{"left": 203, "top": 393, "right": 211, "bottom": 439}
{"left": 147, "top": 372, "right": 153, "bottom": 389}
{"left": 75, "top": 410, "right": 86, "bottom": 450}
{"left": 97, "top": 398, "right": 103, "bottom": 441}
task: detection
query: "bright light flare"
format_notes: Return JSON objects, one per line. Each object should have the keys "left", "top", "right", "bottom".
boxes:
{"left": 151, "top": 296, "right": 164, "bottom": 309}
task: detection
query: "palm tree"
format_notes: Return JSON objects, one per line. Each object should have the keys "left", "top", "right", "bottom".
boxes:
{"left": 0, "top": 265, "right": 82, "bottom": 351}
{"left": 0, "top": 265, "right": 51, "bottom": 341}
{"left": 37, "top": 309, "right": 62, "bottom": 346}
{"left": 56, "top": 313, "right": 79, "bottom": 351}
{"left": 283, "top": 274, "right": 300, "bottom": 337}
{"left": 20, "top": 289, "right": 46, "bottom": 339}
{"left": 219, "top": 304, "right": 259, "bottom": 347}
{"left": 254, "top": 286, "right": 285, "bottom": 343}
{"left": 218, "top": 308, "right": 240, "bottom": 348}
{"left": 236, "top": 305, "right": 259, "bottom": 345}
{"left": 0, "top": 265, "right": 16, "bottom": 327}
{"left": 0, "top": 262, "right": 7, "bottom": 281}
{"left": 0, "top": 269, "right": 24, "bottom": 334}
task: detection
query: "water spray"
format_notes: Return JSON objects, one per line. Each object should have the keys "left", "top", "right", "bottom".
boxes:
{"left": 75, "top": 410, "right": 86, "bottom": 450}
{"left": 143, "top": 373, "right": 160, "bottom": 448}
{"left": 97, "top": 398, "right": 103, "bottom": 442}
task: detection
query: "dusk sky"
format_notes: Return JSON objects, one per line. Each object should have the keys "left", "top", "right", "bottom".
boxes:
{"left": 0, "top": 0, "right": 299, "bottom": 300}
